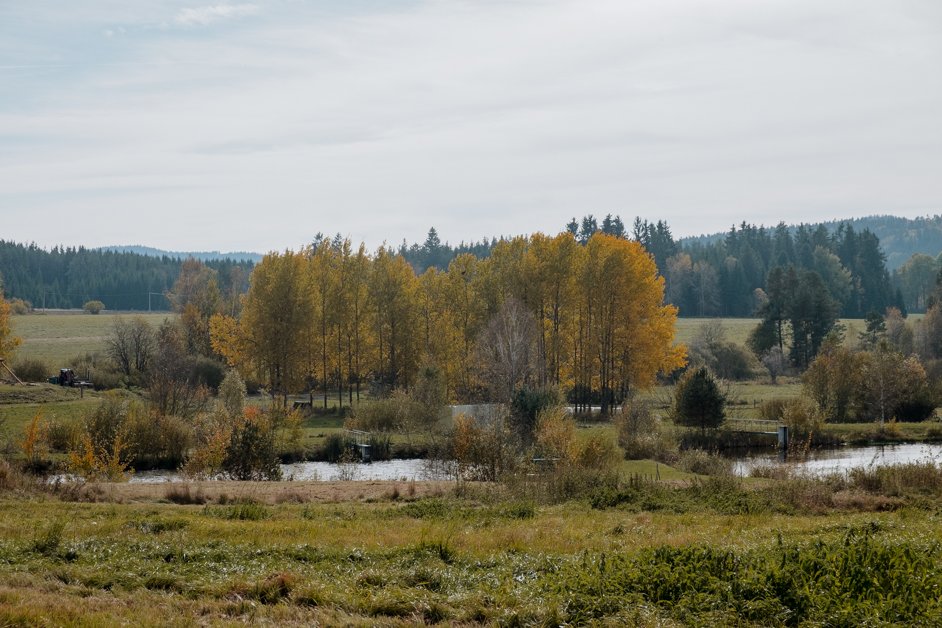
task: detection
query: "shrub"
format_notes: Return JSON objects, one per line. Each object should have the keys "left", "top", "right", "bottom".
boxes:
{"left": 352, "top": 389, "right": 416, "bottom": 433}
{"left": 533, "top": 407, "right": 576, "bottom": 464}
{"left": 218, "top": 369, "right": 247, "bottom": 419}
{"left": 676, "top": 449, "right": 733, "bottom": 476}
{"left": 510, "top": 386, "right": 563, "bottom": 441}
{"left": 439, "top": 412, "right": 517, "bottom": 482}
{"left": 758, "top": 398, "right": 789, "bottom": 422}
{"left": 90, "top": 367, "right": 124, "bottom": 391}
{"left": 191, "top": 356, "right": 225, "bottom": 392}
{"left": 125, "top": 413, "right": 192, "bottom": 470}
{"left": 164, "top": 483, "right": 207, "bottom": 505}
{"left": 20, "top": 412, "right": 50, "bottom": 473}
{"left": 576, "top": 433, "right": 620, "bottom": 472}
{"left": 616, "top": 400, "right": 677, "bottom": 461}
{"left": 221, "top": 409, "right": 282, "bottom": 481}
{"left": 30, "top": 521, "right": 66, "bottom": 556}
{"left": 11, "top": 358, "right": 50, "bottom": 383}
{"left": 8, "top": 298, "right": 31, "bottom": 315}
{"left": 780, "top": 398, "right": 823, "bottom": 436}
{"left": 83, "top": 300, "right": 105, "bottom": 314}
{"left": 0, "top": 458, "right": 31, "bottom": 492}
{"left": 46, "top": 420, "right": 79, "bottom": 452}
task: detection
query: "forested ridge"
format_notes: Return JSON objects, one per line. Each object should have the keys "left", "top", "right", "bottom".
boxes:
{"left": 3, "top": 214, "right": 941, "bottom": 315}
{"left": 401, "top": 215, "right": 937, "bottom": 318}
{"left": 0, "top": 241, "right": 251, "bottom": 310}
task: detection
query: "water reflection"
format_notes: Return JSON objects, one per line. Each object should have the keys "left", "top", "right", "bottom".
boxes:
{"left": 127, "top": 459, "right": 436, "bottom": 484}
{"left": 734, "top": 443, "right": 942, "bottom": 477}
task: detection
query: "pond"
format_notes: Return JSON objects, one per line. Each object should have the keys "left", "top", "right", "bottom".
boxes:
{"left": 733, "top": 443, "right": 942, "bottom": 477}
{"left": 126, "top": 458, "right": 438, "bottom": 484}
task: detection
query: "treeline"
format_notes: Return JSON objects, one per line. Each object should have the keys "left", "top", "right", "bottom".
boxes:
{"left": 397, "top": 216, "right": 903, "bottom": 318}
{"left": 0, "top": 241, "right": 252, "bottom": 311}
{"left": 658, "top": 220, "right": 899, "bottom": 318}
{"left": 210, "top": 233, "right": 685, "bottom": 415}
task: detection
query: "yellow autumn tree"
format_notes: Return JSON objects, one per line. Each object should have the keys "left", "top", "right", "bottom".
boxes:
{"left": 0, "top": 283, "right": 21, "bottom": 362}
{"left": 369, "top": 247, "right": 421, "bottom": 390}
{"left": 211, "top": 251, "right": 313, "bottom": 405}
{"left": 524, "top": 232, "right": 582, "bottom": 389}
{"left": 417, "top": 267, "right": 462, "bottom": 399}
{"left": 583, "top": 233, "right": 686, "bottom": 414}
{"left": 577, "top": 233, "right": 686, "bottom": 415}
{"left": 167, "top": 258, "right": 223, "bottom": 356}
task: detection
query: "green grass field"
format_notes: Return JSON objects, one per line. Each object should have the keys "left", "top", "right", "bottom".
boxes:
{"left": 673, "top": 317, "right": 878, "bottom": 348}
{"left": 9, "top": 312, "right": 174, "bottom": 368}
{"left": 2, "top": 471, "right": 942, "bottom": 625}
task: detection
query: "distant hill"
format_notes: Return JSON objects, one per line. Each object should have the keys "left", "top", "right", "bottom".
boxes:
{"left": 813, "top": 215, "right": 942, "bottom": 270}
{"left": 100, "top": 245, "right": 263, "bottom": 264}
{"left": 678, "top": 214, "right": 942, "bottom": 270}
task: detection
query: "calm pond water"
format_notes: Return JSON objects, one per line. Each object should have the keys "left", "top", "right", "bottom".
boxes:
{"left": 127, "top": 458, "right": 436, "bottom": 484}
{"left": 734, "top": 443, "right": 942, "bottom": 477}
{"left": 78, "top": 444, "right": 942, "bottom": 483}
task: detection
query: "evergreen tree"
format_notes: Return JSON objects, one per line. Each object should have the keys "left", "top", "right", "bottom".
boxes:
{"left": 673, "top": 367, "right": 725, "bottom": 431}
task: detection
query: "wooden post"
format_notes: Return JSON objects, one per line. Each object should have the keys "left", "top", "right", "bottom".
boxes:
{"left": 0, "top": 359, "right": 24, "bottom": 385}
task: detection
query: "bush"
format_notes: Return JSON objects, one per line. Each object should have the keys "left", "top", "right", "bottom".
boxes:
{"left": 510, "top": 386, "right": 563, "bottom": 441}
{"left": 90, "top": 368, "right": 124, "bottom": 391}
{"left": 11, "top": 358, "right": 50, "bottom": 383}
{"left": 46, "top": 420, "right": 79, "bottom": 452}
{"left": 125, "top": 414, "right": 192, "bottom": 470}
{"left": 352, "top": 390, "right": 416, "bottom": 433}
{"left": 616, "top": 400, "right": 677, "bottom": 461}
{"left": 8, "top": 298, "right": 31, "bottom": 315}
{"left": 191, "top": 357, "right": 225, "bottom": 392}
{"left": 438, "top": 412, "right": 517, "bottom": 482}
{"left": 575, "top": 433, "right": 620, "bottom": 472}
{"left": 221, "top": 409, "right": 282, "bottom": 481}
{"left": 83, "top": 300, "right": 105, "bottom": 314}
{"left": 675, "top": 449, "right": 733, "bottom": 476}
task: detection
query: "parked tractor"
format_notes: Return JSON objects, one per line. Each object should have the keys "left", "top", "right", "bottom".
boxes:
{"left": 49, "top": 368, "right": 92, "bottom": 388}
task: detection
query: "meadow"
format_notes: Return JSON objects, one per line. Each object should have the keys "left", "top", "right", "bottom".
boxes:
{"left": 10, "top": 311, "right": 173, "bottom": 368}
{"left": 3, "top": 467, "right": 942, "bottom": 626}
{"left": 3, "top": 312, "right": 942, "bottom": 625}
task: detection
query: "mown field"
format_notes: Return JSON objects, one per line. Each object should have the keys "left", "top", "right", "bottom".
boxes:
{"left": 10, "top": 311, "right": 173, "bottom": 367}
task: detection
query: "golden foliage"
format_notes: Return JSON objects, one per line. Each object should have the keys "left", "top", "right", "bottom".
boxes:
{"left": 216, "top": 231, "right": 684, "bottom": 412}
{"left": 0, "top": 289, "right": 22, "bottom": 360}
{"left": 20, "top": 411, "right": 49, "bottom": 470}
{"left": 67, "top": 430, "right": 133, "bottom": 482}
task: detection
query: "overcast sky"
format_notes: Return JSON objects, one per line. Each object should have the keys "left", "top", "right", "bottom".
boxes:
{"left": 1, "top": 0, "right": 940, "bottom": 253}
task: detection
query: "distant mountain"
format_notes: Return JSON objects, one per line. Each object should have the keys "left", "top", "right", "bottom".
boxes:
{"left": 678, "top": 214, "right": 942, "bottom": 270}
{"left": 100, "top": 245, "right": 263, "bottom": 264}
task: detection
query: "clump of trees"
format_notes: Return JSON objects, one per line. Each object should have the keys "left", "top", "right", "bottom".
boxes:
{"left": 687, "top": 321, "right": 757, "bottom": 380}
{"left": 211, "top": 231, "right": 685, "bottom": 416}
{"left": 804, "top": 335, "right": 935, "bottom": 424}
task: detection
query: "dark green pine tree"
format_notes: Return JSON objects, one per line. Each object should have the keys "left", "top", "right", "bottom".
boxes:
{"left": 673, "top": 367, "right": 726, "bottom": 432}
